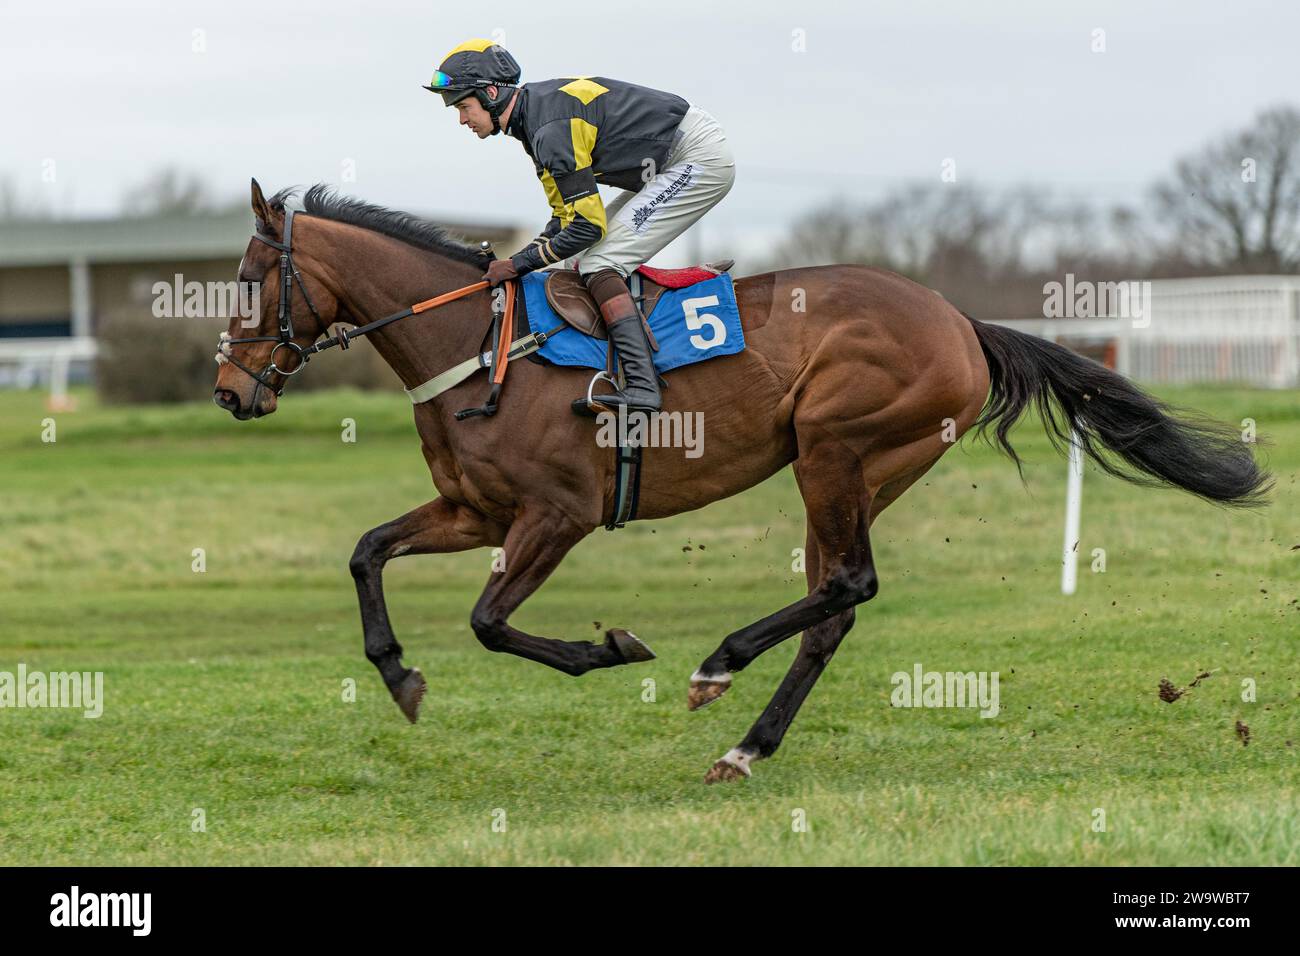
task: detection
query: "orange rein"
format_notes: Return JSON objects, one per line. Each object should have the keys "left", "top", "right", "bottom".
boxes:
{"left": 410, "top": 279, "right": 491, "bottom": 314}
{"left": 492, "top": 281, "right": 516, "bottom": 385}
{"left": 409, "top": 278, "right": 517, "bottom": 389}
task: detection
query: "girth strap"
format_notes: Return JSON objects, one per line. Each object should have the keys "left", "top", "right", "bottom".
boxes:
{"left": 606, "top": 441, "right": 643, "bottom": 531}
{"left": 405, "top": 322, "right": 565, "bottom": 404}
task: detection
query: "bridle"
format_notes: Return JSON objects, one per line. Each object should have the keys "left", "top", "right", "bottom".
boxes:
{"left": 215, "top": 206, "right": 497, "bottom": 403}
{"left": 216, "top": 206, "right": 328, "bottom": 398}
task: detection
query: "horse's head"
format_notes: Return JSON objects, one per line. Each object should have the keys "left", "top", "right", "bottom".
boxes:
{"left": 213, "top": 179, "right": 340, "bottom": 420}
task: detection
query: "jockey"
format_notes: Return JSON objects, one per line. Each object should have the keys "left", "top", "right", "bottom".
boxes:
{"left": 425, "top": 39, "right": 735, "bottom": 412}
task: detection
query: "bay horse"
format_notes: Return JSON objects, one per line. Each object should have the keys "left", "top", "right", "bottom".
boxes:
{"left": 213, "top": 181, "right": 1269, "bottom": 783}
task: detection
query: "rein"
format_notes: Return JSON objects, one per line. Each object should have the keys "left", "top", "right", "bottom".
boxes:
{"left": 216, "top": 206, "right": 496, "bottom": 399}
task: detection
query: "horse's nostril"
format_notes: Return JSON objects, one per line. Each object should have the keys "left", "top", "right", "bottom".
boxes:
{"left": 213, "top": 389, "right": 240, "bottom": 411}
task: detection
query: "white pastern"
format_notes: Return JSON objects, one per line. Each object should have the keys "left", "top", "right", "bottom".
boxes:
{"left": 718, "top": 747, "right": 755, "bottom": 776}
{"left": 690, "top": 669, "right": 731, "bottom": 686}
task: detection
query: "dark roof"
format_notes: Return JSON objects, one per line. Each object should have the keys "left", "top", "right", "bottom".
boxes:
{"left": 0, "top": 199, "right": 519, "bottom": 268}
{"left": 0, "top": 209, "right": 254, "bottom": 267}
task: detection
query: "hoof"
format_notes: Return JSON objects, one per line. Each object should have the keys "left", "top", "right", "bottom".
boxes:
{"left": 688, "top": 670, "right": 731, "bottom": 711}
{"left": 607, "top": 628, "right": 656, "bottom": 663}
{"left": 704, "top": 748, "right": 754, "bottom": 784}
{"left": 392, "top": 668, "right": 426, "bottom": 724}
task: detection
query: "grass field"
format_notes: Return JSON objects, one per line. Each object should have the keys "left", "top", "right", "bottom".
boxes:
{"left": 0, "top": 383, "right": 1296, "bottom": 865}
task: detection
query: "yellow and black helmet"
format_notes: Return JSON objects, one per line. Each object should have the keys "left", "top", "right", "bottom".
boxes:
{"left": 424, "top": 39, "right": 521, "bottom": 132}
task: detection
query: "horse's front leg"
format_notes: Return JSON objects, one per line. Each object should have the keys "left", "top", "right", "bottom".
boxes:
{"left": 469, "top": 504, "right": 655, "bottom": 675}
{"left": 349, "top": 497, "right": 505, "bottom": 722}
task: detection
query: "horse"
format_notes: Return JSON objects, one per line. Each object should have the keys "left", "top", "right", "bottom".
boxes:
{"left": 213, "top": 180, "right": 1270, "bottom": 783}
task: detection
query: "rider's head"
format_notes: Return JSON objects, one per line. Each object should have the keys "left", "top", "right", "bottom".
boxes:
{"left": 425, "top": 39, "right": 521, "bottom": 139}
{"left": 452, "top": 88, "right": 510, "bottom": 139}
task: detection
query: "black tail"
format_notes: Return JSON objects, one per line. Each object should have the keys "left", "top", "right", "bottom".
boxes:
{"left": 964, "top": 314, "right": 1271, "bottom": 507}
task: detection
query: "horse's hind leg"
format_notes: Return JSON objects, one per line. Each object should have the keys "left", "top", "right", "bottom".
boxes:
{"left": 688, "top": 442, "right": 877, "bottom": 710}
{"left": 350, "top": 497, "right": 505, "bottom": 723}
{"left": 705, "top": 532, "right": 856, "bottom": 782}
{"left": 469, "top": 505, "right": 656, "bottom": 675}
{"left": 699, "top": 441, "right": 953, "bottom": 781}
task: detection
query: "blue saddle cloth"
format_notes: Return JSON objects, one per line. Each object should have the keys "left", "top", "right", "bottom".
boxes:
{"left": 521, "top": 272, "right": 745, "bottom": 373}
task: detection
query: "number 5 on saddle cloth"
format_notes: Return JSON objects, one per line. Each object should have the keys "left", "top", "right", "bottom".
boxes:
{"left": 520, "top": 266, "right": 745, "bottom": 398}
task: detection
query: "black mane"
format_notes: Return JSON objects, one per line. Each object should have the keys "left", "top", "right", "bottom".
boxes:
{"left": 268, "top": 184, "right": 487, "bottom": 266}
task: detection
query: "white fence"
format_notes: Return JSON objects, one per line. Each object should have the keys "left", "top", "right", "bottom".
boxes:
{"left": 0, "top": 337, "right": 98, "bottom": 409}
{"left": 991, "top": 275, "right": 1300, "bottom": 388}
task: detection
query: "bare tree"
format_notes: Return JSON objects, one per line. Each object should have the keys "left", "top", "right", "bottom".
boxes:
{"left": 1151, "top": 105, "right": 1300, "bottom": 273}
{"left": 757, "top": 184, "right": 1135, "bottom": 316}
{"left": 118, "top": 167, "right": 236, "bottom": 217}
{"left": 752, "top": 103, "right": 1300, "bottom": 304}
{"left": 0, "top": 176, "right": 54, "bottom": 220}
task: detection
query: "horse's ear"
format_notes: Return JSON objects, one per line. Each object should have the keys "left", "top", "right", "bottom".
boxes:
{"left": 250, "top": 178, "right": 273, "bottom": 227}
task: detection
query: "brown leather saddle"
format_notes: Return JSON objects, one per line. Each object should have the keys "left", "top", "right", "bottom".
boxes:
{"left": 543, "top": 260, "right": 735, "bottom": 343}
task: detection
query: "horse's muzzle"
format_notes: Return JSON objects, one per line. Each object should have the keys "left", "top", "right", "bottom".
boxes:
{"left": 213, "top": 387, "right": 261, "bottom": 420}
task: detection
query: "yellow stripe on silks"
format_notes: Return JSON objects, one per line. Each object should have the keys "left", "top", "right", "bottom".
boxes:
{"left": 541, "top": 163, "right": 605, "bottom": 236}
{"left": 444, "top": 38, "right": 496, "bottom": 57}
{"left": 570, "top": 118, "right": 597, "bottom": 170}
{"left": 572, "top": 192, "right": 607, "bottom": 237}
{"left": 566, "top": 120, "right": 605, "bottom": 236}
{"left": 539, "top": 170, "right": 566, "bottom": 221}
{"left": 558, "top": 77, "right": 609, "bottom": 105}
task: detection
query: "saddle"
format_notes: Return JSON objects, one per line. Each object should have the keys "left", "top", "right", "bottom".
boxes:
{"left": 541, "top": 259, "right": 734, "bottom": 533}
{"left": 544, "top": 260, "right": 735, "bottom": 340}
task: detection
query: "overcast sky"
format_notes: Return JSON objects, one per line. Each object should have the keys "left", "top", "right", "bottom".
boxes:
{"left": 2, "top": 0, "right": 1296, "bottom": 263}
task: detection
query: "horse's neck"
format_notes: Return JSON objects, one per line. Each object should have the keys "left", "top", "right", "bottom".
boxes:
{"left": 324, "top": 231, "right": 489, "bottom": 391}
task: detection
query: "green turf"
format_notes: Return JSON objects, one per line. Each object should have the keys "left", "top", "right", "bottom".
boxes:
{"left": 0, "top": 383, "right": 1296, "bottom": 865}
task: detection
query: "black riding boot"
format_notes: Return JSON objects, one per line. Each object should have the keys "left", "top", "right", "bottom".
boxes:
{"left": 599, "top": 294, "right": 662, "bottom": 412}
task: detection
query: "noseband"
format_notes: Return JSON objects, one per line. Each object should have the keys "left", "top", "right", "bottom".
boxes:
{"left": 215, "top": 207, "right": 327, "bottom": 398}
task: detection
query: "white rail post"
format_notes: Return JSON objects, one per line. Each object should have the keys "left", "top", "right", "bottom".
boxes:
{"left": 69, "top": 257, "right": 93, "bottom": 339}
{"left": 1061, "top": 429, "right": 1084, "bottom": 595}
{"left": 47, "top": 348, "right": 74, "bottom": 412}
